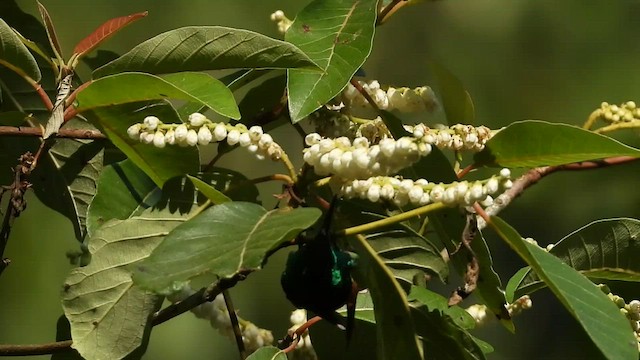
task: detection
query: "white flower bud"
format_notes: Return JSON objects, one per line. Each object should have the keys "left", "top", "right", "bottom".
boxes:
{"left": 500, "top": 168, "right": 511, "bottom": 178}
{"left": 227, "top": 129, "right": 240, "bottom": 145}
{"left": 248, "top": 126, "right": 263, "bottom": 141}
{"left": 213, "top": 124, "right": 227, "bottom": 141}
{"left": 141, "top": 132, "right": 154, "bottom": 144}
{"left": 198, "top": 126, "right": 213, "bottom": 145}
{"left": 188, "top": 112, "right": 206, "bottom": 127}
{"left": 175, "top": 124, "right": 188, "bottom": 141}
{"left": 485, "top": 178, "right": 499, "bottom": 194}
{"left": 408, "top": 185, "right": 424, "bottom": 204}
{"left": 367, "top": 184, "right": 381, "bottom": 203}
{"left": 319, "top": 138, "right": 335, "bottom": 153}
{"left": 629, "top": 300, "right": 640, "bottom": 314}
{"left": 127, "top": 124, "right": 141, "bottom": 139}
{"left": 379, "top": 138, "right": 395, "bottom": 157}
{"left": 143, "top": 116, "right": 160, "bottom": 131}
{"left": 352, "top": 137, "right": 370, "bottom": 148}
{"left": 305, "top": 133, "right": 321, "bottom": 146}
{"left": 430, "top": 185, "right": 445, "bottom": 202}
{"left": 238, "top": 132, "right": 252, "bottom": 147}
{"left": 481, "top": 195, "right": 494, "bottom": 207}
{"left": 153, "top": 131, "right": 165, "bottom": 148}
{"left": 258, "top": 133, "right": 273, "bottom": 148}
{"left": 186, "top": 129, "right": 198, "bottom": 146}
{"left": 247, "top": 144, "right": 258, "bottom": 153}
{"left": 164, "top": 129, "right": 176, "bottom": 145}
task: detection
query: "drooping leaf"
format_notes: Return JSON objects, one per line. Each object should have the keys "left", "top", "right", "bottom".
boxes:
{"left": 93, "top": 26, "right": 318, "bottom": 78}
{"left": 474, "top": 120, "right": 640, "bottom": 168}
{"left": 379, "top": 110, "right": 411, "bottom": 139}
{"left": 62, "top": 206, "right": 193, "bottom": 360}
{"left": 187, "top": 175, "right": 231, "bottom": 205}
{"left": 408, "top": 286, "right": 476, "bottom": 330}
{"left": 367, "top": 230, "right": 448, "bottom": 284}
{"left": 83, "top": 101, "right": 199, "bottom": 187}
{"left": 238, "top": 74, "right": 286, "bottom": 121}
{"left": 286, "top": 0, "right": 378, "bottom": 122}
{"left": 245, "top": 347, "right": 287, "bottom": 360}
{"left": 76, "top": 72, "right": 240, "bottom": 119}
{"left": 87, "top": 159, "right": 157, "bottom": 237}
{"left": 0, "top": 0, "right": 51, "bottom": 56}
{"left": 0, "top": 18, "right": 41, "bottom": 82}
{"left": 511, "top": 218, "right": 640, "bottom": 299}
{"left": 73, "top": 11, "right": 147, "bottom": 59}
{"left": 489, "top": 216, "right": 638, "bottom": 360}
{"left": 504, "top": 267, "right": 530, "bottom": 303}
{"left": 36, "top": 1, "right": 62, "bottom": 60}
{"left": 351, "top": 234, "right": 424, "bottom": 360}
{"left": 133, "top": 202, "right": 321, "bottom": 293}
{"left": 31, "top": 118, "right": 103, "bottom": 241}
{"left": 198, "top": 167, "right": 260, "bottom": 203}
{"left": 428, "top": 60, "right": 474, "bottom": 125}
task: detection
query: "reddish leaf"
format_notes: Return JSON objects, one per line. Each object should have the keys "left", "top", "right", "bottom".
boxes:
{"left": 73, "top": 11, "right": 148, "bottom": 58}
{"left": 37, "top": 1, "right": 62, "bottom": 58}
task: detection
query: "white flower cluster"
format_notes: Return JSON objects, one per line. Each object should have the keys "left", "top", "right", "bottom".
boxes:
{"left": 127, "top": 114, "right": 284, "bottom": 161}
{"left": 168, "top": 285, "right": 274, "bottom": 354}
{"left": 287, "top": 309, "right": 318, "bottom": 360}
{"left": 270, "top": 10, "right": 292, "bottom": 34}
{"left": 303, "top": 124, "right": 493, "bottom": 179}
{"left": 599, "top": 101, "right": 640, "bottom": 123}
{"left": 605, "top": 290, "right": 640, "bottom": 351}
{"left": 341, "top": 80, "right": 439, "bottom": 113}
{"left": 466, "top": 295, "right": 532, "bottom": 326}
{"left": 340, "top": 169, "right": 512, "bottom": 207}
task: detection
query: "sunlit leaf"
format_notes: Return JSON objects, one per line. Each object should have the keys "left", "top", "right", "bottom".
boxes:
{"left": 73, "top": 11, "right": 147, "bottom": 58}
{"left": 489, "top": 216, "right": 638, "bottom": 360}
{"left": 511, "top": 218, "right": 640, "bottom": 299}
{"left": 0, "top": 18, "right": 41, "bottom": 81}
{"left": 36, "top": 1, "right": 62, "bottom": 59}
{"left": 76, "top": 72, "right": 240, "bottom": 119}
{"left": 83, "top": 101, "right": 199, "bottom": 187}
{"left": 474, "top": 120, "right": 640, "bottom": 168}
{"left": 93, "top": 26, "right": 318, "bottom": 78}
{"left": 187, "top": 175, "right": 231, "bottom": 205}
{"left": 133, "top": 202, "right": 321, "bottom": 293}
{"left": 198, "top": 168, "right": 260, "bottom": 203}
{"left": 408, "top": 286, "right": 476, "bottom": 330}
{"left": 245, "top": 347, "right": 287, "bottom": 360}
{"left": 286, "top": 0, "right": 378, "bottom": 121}
{"left": 351, "top": 234, "right": 423, "bottom": 360}
{"left": 62, "top": 206, "right": 193, "bottom": 360}
{"left": 87, "top": 159, "right": 157, "bottom": 237}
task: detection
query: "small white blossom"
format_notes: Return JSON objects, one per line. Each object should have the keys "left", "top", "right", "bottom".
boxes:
{"left": 143, "top": 116, "right": 160, "bottom": 131}
{"left": 127, "top": 124, "right": 141, "bottom": 139}
{"left": 175, "top": 124, "right": 188, "bottom": 142}
{"left": 213, "top": 124, "right": 227, "bottom": 141}
{"left": 153, "top": 131, "right": 165, "bottom": 148}
{"left": 188, "top": 112, "right": 206, "bottom": 127}
{"left": 198, "top": 126, "right": 213, "bottom": 145}
{"left": 186, "top": 129, "right": 198, "bottom": 146}
{"left": 227, "top": 130, "right": 240, "bottom": 145}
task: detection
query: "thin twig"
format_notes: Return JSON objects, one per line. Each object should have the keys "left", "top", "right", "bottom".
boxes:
{"left": 0, "top": 126, "right": 106, "bottom": 139}
{"left": 280, "top": 316, "right": 322, "bottom": 353}
{"left": 376, "top": 0, "right": 404, "bottom": 25}
{"left": 0, "top": 340, "right": 73, "bottom": 356}
{"left": 222, "top": 290, "right": 247, "bottom": 360}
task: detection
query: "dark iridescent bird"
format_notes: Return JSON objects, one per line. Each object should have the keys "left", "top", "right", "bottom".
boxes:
{"left": 281, "top": 198, "right": 357, "bottom": 339}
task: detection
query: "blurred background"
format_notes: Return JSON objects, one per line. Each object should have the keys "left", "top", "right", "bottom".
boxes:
{"left": 1, "top": 0, "right": 639, "bottom": 359}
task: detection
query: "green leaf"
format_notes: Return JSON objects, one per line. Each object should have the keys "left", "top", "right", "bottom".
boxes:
{"left": 474, "top": 120, "right": 640, "bottom": 168}
{"left": 286, "top": 0, "right": 378, "bottom": 122}
{"left": 76, "top": 72, "right": 240, "bottom": 119}
{"left": 198, "top": 168, "right": 260, "bottom": 203}
{"left": 351, "top": 234, "right": 423, "bottom": 360}
{"left": 428, "top": 60, "right": 474, "bottom": 125}
{"left": 31, "top": 118, "right": 104, "bottom": 241}
{"left": 505, "top": 267, "right": 530, "bottom": 303}
{"left": 489, "top": 216, "right": 638, "bottom": 360}
{"left": 133, "top": 202, "right": 321, "bottom": 293}
{"left": 83, "top": 101, "right": 199, "bottom": 187}
{"left": 379, "top": 110, "right": 411, "bottom": 139}
{"left": 93, "top": 26, "right": 318, "bottom": 78}
{"left": 407, "top": 286, "right": 476, "bottom": 330}
{"left": 187, "top": 175, "right": 230, "bottom": 205}
{"left": 0, "top": 17, "right": 41, "bottom": 81}
{"left": 245, "top": 347, "right": 287, "bottom": 360}
{"left": 62, "top": 207, "right": 193, "bottom": 360}
{"left": 337, "top": 290, "right": 376, "bottom": 323}
{"left": 238, "top": 74, "right": 286, "bottom": 121}
{"left": 87, "top": 159, "right": 157, "bottom": 237}
{"left": 511, "top": 218, "right": 640, "bottom": 299}
{"left": 367, "top": 230, "right": 448, "bottom": 285}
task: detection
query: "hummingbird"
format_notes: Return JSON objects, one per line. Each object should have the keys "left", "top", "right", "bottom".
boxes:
{"left": 280, "top": 198, "right": 358, "bottom": 340}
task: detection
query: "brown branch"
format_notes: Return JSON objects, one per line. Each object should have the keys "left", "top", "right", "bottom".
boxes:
{"left": 0, "top": 340, "right": 72, "bottom": 356}
{"left": 0, "top": 126, "right": 106, "bottom": 139}
{"left": 222, "top": 290, "right": 247, "bottom": 360}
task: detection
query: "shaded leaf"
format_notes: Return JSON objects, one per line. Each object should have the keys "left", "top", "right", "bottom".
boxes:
{"left": 351, "top": 234, "right": 423, "bottom": 360}
{"left": 379, "top": 110, "right": 411, "bottom": 139}
{"left": 511, "top": 218, "right": 640, "bottom": 299}
{"left": 245, "top": 347, "right": 287, "bottom": 360}
{"left": 198, "top": 167, "right": 260, "bottom": 203}
{"left": 133, "top": 202, "right": 321, "bottom": 293}
{"left": 428, "top": 60, "right": 474, "bottom": 125}
{"left": 31, "top": 118, "right": 104, "bottom": 241}
{"left": 83, "top": 101, "right": 199, "bottom": 187}
{"left": 238, "top": 74, "right": 286, "bottom": 120}
{"left": 337, "top": 289, "right": 376, "bottom": 323}
{"left": 51, "top": 316, "right": 84, "bottom": 360}
{"left": 0, "top": 18, "right": 41, "bottom": 81}
{"left": 76, "top": 72, "right": 239, "bottom": 119}
{"left": 489, "top": 216, "right": 638, "bottom": 360}
{"left": 474, "top": 120, "right": 640, "bottom": 168}
{"left": 505, "top": 267, "right": 529, "bottom": 303}
{"left": 93, "top": 26, "right": 318, "bottom": 78}
{"left": 286, "top": 0, "right": 378, "bottom": 121}
{"left": 73, "top": 11, "right": 147, "bottom": 58}
{"left": 62, "top": 206, "right": 193, "bottom": 360}
{"left": 82, "top": 49, "right": 120, "bottom": 71}
{"left": 36, "top": 1, "right": 62, "bottom": 59}
{"left": 87, "top": 159, "right": 157, "bottom": 237}
{"left": 408, "top": 286, "right": 475, "bottom": 330}
{"left": 187, "top": 174, "right": 231, "bottom": 204}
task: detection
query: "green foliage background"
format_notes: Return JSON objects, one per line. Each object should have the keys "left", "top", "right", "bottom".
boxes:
{"left": 1, "top": 1, "right": 639, "bottom": 359}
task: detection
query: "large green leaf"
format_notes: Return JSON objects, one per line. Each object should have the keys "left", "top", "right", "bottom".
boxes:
{"left": 62, "top": 207, "right": 193, "bottom": 360}
{"left": 489, "top": 217, "right": 638, "bottom": 360}
{"left": 86, "top": 159, "right": 157, "bottom": 237}
{"left": 83, "top": 101, "right": 199, "bottom": 187}
{"left": 407, "top": 286, "right": 476, "bottom": 330}
{"left": 31, "top": 118, "right": 104, "bottom": 241}
{"left": 428, "top": 60, "right": 474, "bottom": 125}
{"left": 93, "top": 26, "right": 318, "bottom": 78}
{"left": 0, "top": 18, "right": 41, "bottom": 81}
{"left": 198, "top": 167, "right": 260, "bottom": 203}
{"left": 351, "top": 234, "right": 423, "bottom": 360}
{"left": 76, "top": 72, "right": 239, "bottom": 119}
{"left": 510, "top": 218, "right": 640, "bottom": 299}
{"left": 187, "top": 175, "right": 230, "bottom": 205}
{"left": 133, "top": 202, "right": 321, "bottom": 293}
{"left": 286, "top": 0, "right": 378, "bottom": 122}
{"left": 245, "top": 347, "right": 287, "bottom": 360}
{"left": 474, "top": 120, "right": 640, "bottom": 168}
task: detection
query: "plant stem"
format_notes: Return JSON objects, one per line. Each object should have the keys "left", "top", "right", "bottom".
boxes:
{"left": 223, "top": 290, "right": 247, "bottom": 360}
{"left": 376, "top": 0, "right": 404, "bottom": 25}
{"left": 279, "top": 152, "right": 298, "bottom": 183}
{"left": 593, "top": 120, "right": 640, "bottom": 134}
{"left": 583, "top": 109, "right": 602, "bottom": 130}
{"left": 0, "top": 126, "right": 106, "bottom": 139}
{"left": 0, "top": 340, "right": 73, "bottom": 356}
{"left": 337, "top": 202, "right": 447, "bottom": 237}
